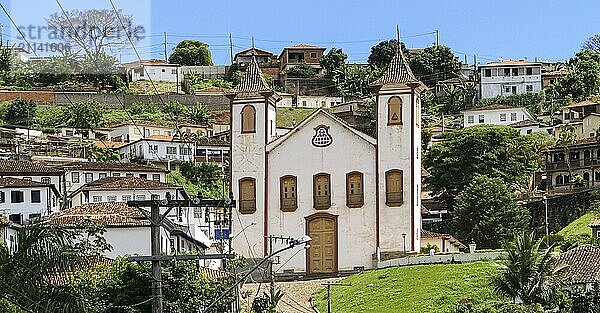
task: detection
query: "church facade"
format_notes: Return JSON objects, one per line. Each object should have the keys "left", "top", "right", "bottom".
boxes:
{"left": 228, "top": 48, "right": 425, "bottom": 274}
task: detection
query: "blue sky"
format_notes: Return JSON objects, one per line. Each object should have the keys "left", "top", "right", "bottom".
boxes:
{"left": 1, "top": 0, "right": 598, "bottom": 65}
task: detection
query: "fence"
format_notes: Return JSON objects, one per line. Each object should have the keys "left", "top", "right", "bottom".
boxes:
{"left": 377, "top": 251, "right": 507, "bottom": 269}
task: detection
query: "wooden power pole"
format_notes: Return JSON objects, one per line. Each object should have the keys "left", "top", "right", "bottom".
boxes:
{"left": 128, "top": 196, "right": 236, "bottom": 313}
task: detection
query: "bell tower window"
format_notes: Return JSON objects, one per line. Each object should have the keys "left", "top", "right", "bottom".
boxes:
{"left": 239, "top": 177, "right": 256, "bottom": 214}
{"left": 241, "top": 105, "right": 256, "bottom": 133}
{"left": 388, "top": 96, "right": 402, "bottom": 125}
{"left": 385, "top": 169, "right": 404, "bottom": 206}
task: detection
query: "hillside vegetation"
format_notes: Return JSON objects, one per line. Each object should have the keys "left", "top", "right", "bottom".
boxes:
{"left": 557, "top": 209, "right": 600, "bottom": 239}
{"left": 312, "top": 261, "right": 503, "bottom": 313}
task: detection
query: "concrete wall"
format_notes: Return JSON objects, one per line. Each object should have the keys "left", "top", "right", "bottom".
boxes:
{"left": 378, "top": 251, "right": 507, "bottom": 268}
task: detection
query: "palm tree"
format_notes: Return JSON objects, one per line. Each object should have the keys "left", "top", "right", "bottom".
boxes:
{"left": 0, "top": 222, "right": 105, "bottom": 312}
{"left": 493, "top": 232, "right": 567, "bottom": 306}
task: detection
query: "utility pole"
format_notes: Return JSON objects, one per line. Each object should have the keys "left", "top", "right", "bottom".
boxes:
{"left": 229, "top": 33, "right": 234, "bottom": 65}
{"left": 434, "top": 29, "right": 439, "bottom": 46}
{"left": 128, "top": 195, "right": 236, "bottom": 313}
{"left": 321, "top": 282, "right": 351, "bottom": 313}
{"left": 164, "top": 32, "right": 168, "bottom": 62}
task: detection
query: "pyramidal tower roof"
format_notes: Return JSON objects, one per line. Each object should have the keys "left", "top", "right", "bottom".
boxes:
{"left": 371, "top": 42, "right": 419, "bottom": 87}
{"left": 232, "top": 57, "right": 272, "bottom": 94}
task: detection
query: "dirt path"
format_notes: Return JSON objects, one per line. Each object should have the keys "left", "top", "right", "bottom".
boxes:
{"left": 241, "top": 278, "right": 342, "bottom": 313}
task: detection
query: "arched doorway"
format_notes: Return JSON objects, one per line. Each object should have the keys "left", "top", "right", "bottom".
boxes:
{"left": 306, "top": 213, "right": 338, "bottom": 273}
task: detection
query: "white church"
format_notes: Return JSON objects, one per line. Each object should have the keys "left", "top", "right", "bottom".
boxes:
{"left": 228, "top": 47, "right": 426, "bottom": 274}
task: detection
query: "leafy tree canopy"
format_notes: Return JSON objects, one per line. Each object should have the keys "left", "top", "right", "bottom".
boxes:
{"left": 169, "top": 40, "right": 213, "bottom": 66}
{"left": 548, "top": 50, "right": 600, "bottom": 102}
{"left": 367, "top": 39, "right": 409, "bottom": 70}
{"left": 284, "top": 63, "right": 317, "bottom": 78}
{"left": 451, "top": 175, "right": 531, "bottom": 248}
{"left": 320, "top": 47, "right": 348, "bottom": 77}
{"left": 5, "top": 99, "right": 36, "bottom": 127}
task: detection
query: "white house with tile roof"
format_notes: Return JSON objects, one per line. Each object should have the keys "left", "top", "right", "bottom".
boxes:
{"left": 461, "top": 104, "right": 534, "bottom": 128}
{"left": 0, "top": 177, "right": 61, "bottom": 222}
{"left": 0, "top": 216, "right": 20, "bottom": 254}
{"left": 0, "top": 160, "right": 65, "bottom": 196}
{"left": 47, "top": 202, "right": 206, "bottom": 259}
{"left": 230, "top": 48, "right": 424, "bottom": 274}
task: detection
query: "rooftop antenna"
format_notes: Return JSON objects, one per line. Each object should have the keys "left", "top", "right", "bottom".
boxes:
{"left": 251, "top": 36, "right": 255, "bottom": 49}
{"left": 396, "top": 25, "right": 400, "bottom": 51}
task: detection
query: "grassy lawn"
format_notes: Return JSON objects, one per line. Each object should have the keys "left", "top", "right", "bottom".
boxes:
{"left": 128, "top": 81, "right": 182, "bottom": 94}
{"left": 312, "top": 261, "right": 503, "bottom": 313}
{"left": 557, "top": 209, "right": 600, "bottom": 239}
{"left": 276, "top": 107, "right": 316, "bottom": 128}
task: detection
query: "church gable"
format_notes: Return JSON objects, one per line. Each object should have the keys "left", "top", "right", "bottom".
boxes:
{"left": 267, "top": 110, "right": 375, "bottom": 153}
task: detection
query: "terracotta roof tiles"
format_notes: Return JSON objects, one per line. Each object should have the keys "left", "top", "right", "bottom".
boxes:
{"left": 371, "top": 45, "right": 419, "bottom": 86}
{"left": 0, "top": 161, "right": 64, "bottom": 175}
{"left": 47, "top": 202, "right": 150, "bottom": 227}
{"left": 557, "top": 245, "right": 600, "bottom": 284}
{"left": 62, "top": 162, "right": 167, "bottom": 172}
{"left": 232, "top": 58, "right": 272, "bottom": 94}
{"left": 589, "top": 217, "right": 600, "bottom": 227}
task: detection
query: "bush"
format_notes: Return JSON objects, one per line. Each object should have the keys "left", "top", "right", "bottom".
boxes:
{"left": 454, "top": 300, "right": 544, "bottom": 313}
{"left": 5, "top": 99, "right": 36, "bottom": 126}
{"left": 284, "top": 63, "right": 317, "bottom": 78}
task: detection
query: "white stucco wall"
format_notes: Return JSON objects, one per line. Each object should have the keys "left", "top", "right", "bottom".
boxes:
{"left": 0, "top": 186, "right": 58, "bottom": 219}
{"left": 296, "top": 96, "right": 343, "bottom": 108}
{"left": 70, "top": 187, "right": 181, "bottom": 207}
{"left": 266, "top": 112, "right": 377, "bottom": 273}
{"left": 376, "top": 87, "right": 421, "bottom": 255}
{"left": 479, "top": 65, "right": 542, "bottom": 99}
{"left": 463, "top": 108, "right": 533, "bottom": 127}
{"left": 103, "top": 227, "right": 171, "bottom": 259}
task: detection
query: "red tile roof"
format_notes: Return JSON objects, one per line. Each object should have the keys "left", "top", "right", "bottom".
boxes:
{"left": 371, "top": 46, "right": 419, "bottom": 86}
{"left": 48, "top": 202, "right": 150, "bottom": 227}
{"left": 62, "top": 161, "right": 167, "bottom": 172}
{"left": 462, "top": 104, "right": 520, "bottom": 112}
{"left": 0, "top": 161, "right": 64, "bottom": 175}
{"left": 286, "top": 44, "right": 325, "bottom": 49}
{"left": 232, "top": 58, "right": 271, "bottom": 94}
{"left": 557, "top": 245, "right": 600, "bottom": 284}
{"left": 0, "top": 177, "right": 52, "bottom": 188}
{"left": 81, "top": 177, "right": 175, "bottom": 190}
{"left": 589, "top": 217, "right": 600, "bottom": 227}
{"left": 421, "top": 230, "right": 467, "bottom": 250}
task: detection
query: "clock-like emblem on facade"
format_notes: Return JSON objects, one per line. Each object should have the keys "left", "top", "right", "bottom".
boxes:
{"left": 312, "top": 125, "right": 333, "bottom": 147}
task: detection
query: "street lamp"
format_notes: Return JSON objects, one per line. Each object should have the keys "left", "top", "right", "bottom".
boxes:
{"left": 543, "top": 195, "right": 549, "bottom": 246}
{"left": 469, "top": 240, "right": 476, "bottom": 254}
{"left": 202, "top": 235, "right": 312, "bottom": 313}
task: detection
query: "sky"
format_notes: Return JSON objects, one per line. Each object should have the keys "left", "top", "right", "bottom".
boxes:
{"left": 0, "top": 0, "right": 598, "bottom": 65}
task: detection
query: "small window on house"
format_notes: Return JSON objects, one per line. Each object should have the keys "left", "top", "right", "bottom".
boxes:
{"left": 346, "top": 172, "right": 364, "bottom": 207}
{"left": 10, "top": 191, "right": 23, "bottom": 203}
{"left": 504, "top": 68, "right": 511, "bottom": 76}
{"left": 71, "top": 172, "right": 80, "bottom": 183}
{"left": 107, "top": 196, "right": 117, "bottom": 202}
{"left": 171, "top": 69, "right": 177, "bottom": 75}
{"left": 527, "top": 129, "right": 532, "bottom": 134}
{"left": 511, "top": 86, "right": 517, "bottom": 94}
{"left": 31, "top": 190, "right": 41, "bottom": 203}
{"left": 302, "top": 101, "right": 307, "bottom": 107}
{"left": 167, "top": 146, "right": 177, "bottom": 154}
{"left": 504, "top": 86, "right": 511, "bottom": 93}
{"left": 41, "top": 177, "right": 51, "bottom": 184}
{"left": 162, "top": 68, "right": 165, "bottom": 72}
{"left": 139, "top": 174, "right": 148, "bottom": 179}
{"left": 467, "top": 115, "right": 474, "bottom": 124}
{"left": 99, "top": 173, "right": 108, "bottom": 179}
{"left": 239, "top": 178, "right": 256, "bottom": 214}
{"left": 136, "top": 195, "right": 146, "bottom": 201}
{"left": 151, "top": 194, "right": 160, "bottom": 200}
{"left": 310, "top": 52, "right": 317, "bottom": 58}
{"left": 526, "top": 67, "right": 533, "bottom": 75}
{"left": 313, "top": 173, "right": 331, "bottom": 209}
{"left": 152, "top": 130, "right": 160, "bottom": 135}
{"left": 0, "top": 191, "right": 5, "bottom": 203}
{"left": 92, "top": 196, "right": 102, "bottom": 202}
{"left": 512, "top": 68, "right": 519, "bottom": 76}
{"left": 85, "top": 173, "right": 93, "bottom": 183}
{"left": 526, "top": 85, "right": 533, "bottom": 92}
{"left": 478, "top": 115, "right": 484, "bottom": 123}
{"left": 510, "top": 112, "right": 517, "bottom": 121}
{"left": 152, "top": 174, "right": 161, "bottom": 181}
{"left": 241, "top": 105, "right": 256, "bottom": 133}
{"left": 193, "top": 207, "right": 202, "bottom": 218}
{"left": 388, "top": 96, "right": 402, "bottom": 125}
{"left": 126, "top": 173, "right": 134, "bottom": 177}
{"left": 484, "top": 69, "right": 491, "bottom": 77}
{"left": 113, "top": 173, "right": 121, "bottom": 177}
{"left": 280, "top": 176, "right": 297, "bottom": 212}
{"left": 386, "top": 170, "right": 403, "bottom": 206}
{"left": 500, "top": 113, "right": 507, "bottom": 122}
{"left": 122, "top": 195, "right": 132, "bottom": 202}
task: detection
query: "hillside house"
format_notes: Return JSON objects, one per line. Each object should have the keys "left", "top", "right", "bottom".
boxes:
{"left": 279, "top": 44, "right": 326, "bottom": 75}
{"left": 590, "top": 218, "right": 600, "bottom": 239}
{"left": 0, "top": 216, "right": 20, "bottom": 254}
{"left": 0, "top": 160, "right": 65, "bottom": 196}
{"left": 462, "top": 104, "right": 534, "bottom": 127}
{"left": 542, "top": 138, "right": 600, "bottom": 190}
{"left": 0, "top": 177, "right": 61, "bottom": 222}
{"left": 557, "top": 245, "right": 600, "bottom": 291}
{"left": 479, "top": 60, "right": 542, "bottom": 99}
{"left": 122, "top": 59, "right": 180, "bottom": 83}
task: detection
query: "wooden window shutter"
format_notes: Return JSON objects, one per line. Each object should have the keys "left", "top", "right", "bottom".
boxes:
{"left": 239, "top": 178, "right": 256, "bottom": 214}
{"left": 386, "top": 170, "right": 403, "bottom": 206}
{"left": 280, "top": 176, "right": 298, "bottom": 212}
{"left": 241, "top": 105, "right": 256, "bottom": 133}
{"left": 346, "top": 172, "right": 364, "bottom": 207}
{"left": 388, "top": 96, "right": 402, "bottom": 125}
{"left": 313, "top": 173, "right": 331, "bottom": 209}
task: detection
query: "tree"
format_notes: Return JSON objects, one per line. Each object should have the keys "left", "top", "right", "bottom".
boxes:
{"left": 332, "top": 64, "right": 382, "bottom": 99}
{"left": 451, "top": 175, "right": 531, "bottom": 248}
{"left": 0, "top": 222, "right": 109, "bottom": 312}
{"left": 423, "top": 125, "right": 538, "bottom": 199}
{"left": 64, "top": 101, "right": 104, "bottom": 133}
{"left": 187, "top": 104, "right": 211, "bottom": 125}
{"left": 169, "top": 40, "right": 213, "bottom": 66}
{"left": 5, "top": 99, "right": 36, "bottom": 127}
{"left": 179, "top": 161, "right": 222, "bottom": 191}
{"left": 550, "top": 50, "right": 600, "bottom": 102}
{"left": 493, "top": 232, "right": 567, "bottom": 306}
{"left": 367, "top": 39, "right": 409, "bottom": 70}
{"left": 582, "top": 34, "right": 600, "bottom": 53}
{"left": 46, "top": 9, "right": 142, "bottom": 56}
{"left": 33, "top": 56, "right": 75, "bottom": 85}
{"left": 320, "top": 48, "right": 347, "bottom": 77}
{"left": 79, "top": 51, "right": 122, "bottom": 89}
{"left": 88, "top": 145, "right": 119, "bottom": 162}
{"left": 409, "top": 45, "right": 461, "bottom": 87}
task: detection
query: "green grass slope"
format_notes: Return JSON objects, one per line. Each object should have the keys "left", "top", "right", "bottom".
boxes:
{"left": 275, "top": 107, "right": 316, "bottom": 128}
{"left": 557, "top": 210, "right": 600, "bottom": 239}
{"left": 312, "top": 261, "right": 503, "bottom": 313}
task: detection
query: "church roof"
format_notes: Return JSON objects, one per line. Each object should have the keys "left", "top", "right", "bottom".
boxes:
{"left": 232, "top": 57, "right": 272, "bottom": 94}
{"left": 267, "top": 109, "right": 376, "bottom": 153}
{"left": 371, "top": 44, "right": 420, "bottom": 87}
